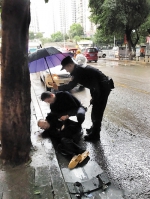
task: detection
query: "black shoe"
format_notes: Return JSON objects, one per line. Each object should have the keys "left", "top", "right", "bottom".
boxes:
{"left": 86, "top": 126, "right": 93, "bottom": 134}
{"left": 84, "top": 132, "right": 100, "bottom": 141}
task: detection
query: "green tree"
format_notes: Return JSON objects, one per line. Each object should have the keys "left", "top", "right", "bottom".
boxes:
{"left": 93, "top": 29, "right": 115, "bottom": 46}
{"left": 50, "top": 31, "right": 63, "bottom": 42}
{"left": 89, "top": 0, "right": 150, "bottom": 59}
{"left": 35, "top": 32, "right": 43, "bottom": 39}
{"left": 41, "top": 37, "right": 51, "bottom": 45}
{"left": 1, "top": 0, "right": 31, "bottom": 164}
{"left": 73, "top": 35, "right": 80, "bottom": 44}
{"left": 69, "top": 23, "right": 84, "bottom": 39}
{"left": 29, "top": 31, "right": 35, "bottom": 40}
{"left": 138, "top": 15, "right": 150, "bottom": 43}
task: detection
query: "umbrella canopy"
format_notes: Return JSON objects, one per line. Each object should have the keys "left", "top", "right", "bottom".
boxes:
{"left": 28, "top": 46, "right": 72, "bottom": 73}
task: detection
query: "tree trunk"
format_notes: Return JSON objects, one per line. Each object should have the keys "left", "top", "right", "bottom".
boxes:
{"left": 126, "top": 29, "right": 133, "bottom": 60}
{"left": 0, "top": 0, "right": 31, "bottom": 164}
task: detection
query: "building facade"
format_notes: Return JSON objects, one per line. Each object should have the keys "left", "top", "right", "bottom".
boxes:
{"left": 30, "top": 0, "right": 96, "bottom": 38}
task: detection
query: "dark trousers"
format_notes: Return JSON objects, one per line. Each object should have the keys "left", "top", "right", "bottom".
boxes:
{"left": 69, "top": 106, "right": 86, "bottom": 125}
{"left": 91, "top": 83, "right": 111, "bottom": 135}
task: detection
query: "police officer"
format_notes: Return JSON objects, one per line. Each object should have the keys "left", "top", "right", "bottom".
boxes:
{"left": 52, "top": 56, "right": 114, "bottom": 141}
{"left": 41, "top": 91, "right": 86, "bottom": 126}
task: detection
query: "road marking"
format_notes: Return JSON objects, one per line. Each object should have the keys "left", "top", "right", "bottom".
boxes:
{"left": 115, "top": 82, "right": 150, "bottom": 94}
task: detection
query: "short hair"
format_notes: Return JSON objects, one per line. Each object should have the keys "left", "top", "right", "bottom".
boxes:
{"left": 37, "top": 119, "right": 44, "bottom": 127}
{"left": 41, "top": 91, "right": 52, "bottom": 101}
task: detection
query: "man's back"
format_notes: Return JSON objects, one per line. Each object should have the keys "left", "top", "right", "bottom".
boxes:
{"left": 50, "top": 91, "right": 81, "bottom": 117}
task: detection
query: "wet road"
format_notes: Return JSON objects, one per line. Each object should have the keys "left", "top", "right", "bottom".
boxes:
{"left": 56, "top": 60, "right": 150, "bottom": 199}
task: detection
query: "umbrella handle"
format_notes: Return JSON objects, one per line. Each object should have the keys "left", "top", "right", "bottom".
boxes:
{"left": 44, "top": 57, "right": 55, "bottom": 83}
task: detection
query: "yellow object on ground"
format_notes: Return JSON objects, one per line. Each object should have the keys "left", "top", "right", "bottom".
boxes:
{"left": 68, "top": 151, "right": 90, "bottom": 169}
{"left": 79, "top": 151, "right": 89, "bottom": 163}
{"left": 68, "top": 154, "right": 82, "bottom": 169}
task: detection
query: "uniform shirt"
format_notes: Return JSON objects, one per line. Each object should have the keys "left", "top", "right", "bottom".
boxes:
{"left": 58, "top": 64, "right": 108, "bottom": 92}
{"left": 50, "top": 91, "right": 81, "bottom": 117}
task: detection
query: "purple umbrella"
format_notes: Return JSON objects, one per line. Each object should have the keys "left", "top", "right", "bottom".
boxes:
{"left": 28, "top": 46, "right": 72, "bottom": 81}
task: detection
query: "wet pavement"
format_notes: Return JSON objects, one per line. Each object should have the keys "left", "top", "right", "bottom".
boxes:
{"left": 57, "top": 60, "right": 150, "bottom": 199}
{"left": 0, "top": 59, "right": 150, "bottom": 199}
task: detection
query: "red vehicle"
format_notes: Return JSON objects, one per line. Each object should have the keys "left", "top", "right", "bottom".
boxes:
{"left": 81, "top": 47, "right": 98, "bottom": 62}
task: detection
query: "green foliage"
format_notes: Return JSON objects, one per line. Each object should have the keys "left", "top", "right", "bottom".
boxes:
{"left": 35, "top": 32, "right": 43, "bottom": 39}
{"left": 89, "top": 0, "right": 150, "bottom": 48}
{"left": 73, "top": 36, "right": 81, "bottom": 44}
{"left": 138, "top": 15, "right": 150, "bottom": 43}
{"left": 40, "top": 37, "right": 51, "bottom": 45}
{"left": 69, "top": 23, "right": 84, "bottom": 39}
{"left": 93, "top": 29, "right": 114, "bottom": 45}
{"left": 50, "top": 31, "right": 63, "bottom": 42}
{"left": 64, "top": 33, "right": 69, "bottom": 40}
{"left": 29, "top": 31, "right": 35, "bottom": 40}
{"left": 29, "top": 32, "right": 43, "bottom": 40}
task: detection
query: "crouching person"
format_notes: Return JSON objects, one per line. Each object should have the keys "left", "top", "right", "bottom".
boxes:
{"left": 37, "top": 114, "right": 89, "bottom": 169}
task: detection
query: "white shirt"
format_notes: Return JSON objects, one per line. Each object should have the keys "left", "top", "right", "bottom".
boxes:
{"left": 75, "top": 54, "right": 87, "bottom": 67}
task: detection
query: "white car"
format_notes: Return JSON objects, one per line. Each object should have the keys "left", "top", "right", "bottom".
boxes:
{"left": 40, "top": 65, "right": 71, "bottom": 91}
{"left": 98, "top": 49, "right": 106, "bottom": 58}
{"left": 40, "top": 65, "right": 84, "bottom": 91}
{"left": 98, "top": 47, "right": 114, "bottom": 58}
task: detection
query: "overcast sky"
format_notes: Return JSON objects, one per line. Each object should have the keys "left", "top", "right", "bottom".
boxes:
{"left": 30, "top": 0, "right": 52, "bottom": 37}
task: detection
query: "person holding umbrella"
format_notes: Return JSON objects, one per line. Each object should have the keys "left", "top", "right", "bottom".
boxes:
{"left": 52, "top": 56, "right": 115, "bottom": 142}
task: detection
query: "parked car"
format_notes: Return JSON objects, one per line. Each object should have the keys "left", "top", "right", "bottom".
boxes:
{"left": 81, "top": 47, "right": 98, "bottom": 62}
{"left": 98, "top": 47, "right": 114, "bottom": 58}
{"left": 40, "top": 65, "right": 84, "bottom": 91}
{"left": 40, "top": 65, "right": 71, "bottom": 91}
{"left": 98, "top": 49, "right": 106, "bottom": 58}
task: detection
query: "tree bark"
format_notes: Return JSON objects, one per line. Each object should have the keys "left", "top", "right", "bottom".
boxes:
{"left": 0, "top": 0, "right": 31, "bottom": 164}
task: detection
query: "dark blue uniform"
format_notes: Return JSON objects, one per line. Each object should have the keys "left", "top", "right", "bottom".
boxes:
{"left": 50, "top": 91, "right": 86, "bottom": 125}
{"left": 58, "top": 64, "right": 114, "bottom": 140}
{"left": 42, "top": 115, "right": 85, "bottom": 156}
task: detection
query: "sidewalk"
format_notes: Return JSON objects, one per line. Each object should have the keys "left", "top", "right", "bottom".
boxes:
{"left": 0, "top": 58, "right": 149, "bottom": 199}
{"left": 0, "top": 77, "right": 71, "bottom": 199}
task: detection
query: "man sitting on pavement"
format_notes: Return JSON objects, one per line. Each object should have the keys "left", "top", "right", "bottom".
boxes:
{"left": 41, "top": 91, "right": 86, "bottom": 127}
{"left": 38, "top": 113, "right": 89, "bottom": 169}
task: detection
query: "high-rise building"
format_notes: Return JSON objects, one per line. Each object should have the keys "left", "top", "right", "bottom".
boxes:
{"left": 29, "top": 0, "right": 95, "bottom": 37}
{"left": 48, "top": 0, "right": 77, "bottom": 35}
{"left": 30, "top": 0, "right": 40, "bottom": 33}
{"left": 76, "top": 0, "right": 96, "bottom": 37}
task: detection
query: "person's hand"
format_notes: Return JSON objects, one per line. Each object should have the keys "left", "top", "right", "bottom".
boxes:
{"left": 59, "top": 115, "right": 69, "bottom": 121}
{"left": 52, "top": 82, "right": 58, "bottom": 90}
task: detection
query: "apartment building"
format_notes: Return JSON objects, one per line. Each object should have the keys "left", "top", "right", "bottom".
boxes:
{"left": 30, "top": 0, "right": 95, "bottom": 37}
{"left": 76, "top": 0, "right": 96, "bottom": 37}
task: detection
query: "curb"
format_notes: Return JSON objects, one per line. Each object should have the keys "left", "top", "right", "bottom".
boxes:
{"left": 101, "top": 58, "right": 150, "bottom": 65}
{"left": 31, "top": 84, "right": 71, "bottom": 199}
